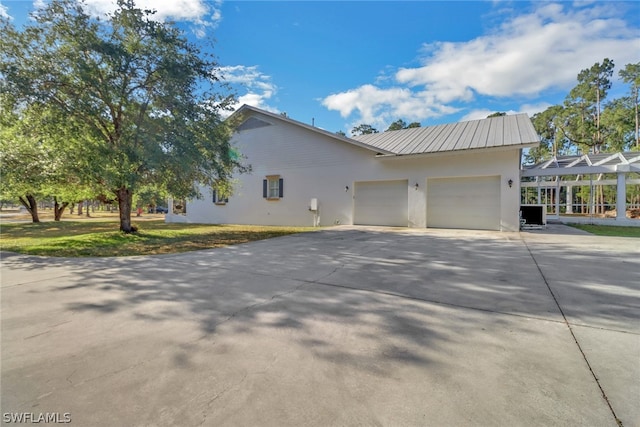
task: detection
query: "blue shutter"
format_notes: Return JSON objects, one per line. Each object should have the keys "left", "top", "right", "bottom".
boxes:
{"left": 263, "top": 179, "right": 267, "bottom": 198}
{"left": 278, "top": 178, "right": 284, "bottom": 198}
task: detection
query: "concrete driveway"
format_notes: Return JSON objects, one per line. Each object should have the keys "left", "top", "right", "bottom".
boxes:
{"left": 1, "top": 225, "right": 638, "bottom": 426}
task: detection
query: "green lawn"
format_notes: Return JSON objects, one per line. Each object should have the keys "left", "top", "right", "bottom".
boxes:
{"left": 0, "top": 220, "right": 315, "bottom": 257}
{"left": 568, "top": 224, "right": 640, "bottom": 238}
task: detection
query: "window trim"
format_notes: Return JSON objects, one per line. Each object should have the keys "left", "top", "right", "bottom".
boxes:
{"left": 264, "top": 175, "right": 283, "bottom": 200}
{"left": 212, "top": 189, "right": 229, "bottom": 205}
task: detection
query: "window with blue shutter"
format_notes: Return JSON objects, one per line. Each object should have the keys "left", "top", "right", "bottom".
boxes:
{"left": 212, "top": 189, "right": 228, "bottom": 205}
{"left": 265, "top": 175, "right": 283, "bottom": 199}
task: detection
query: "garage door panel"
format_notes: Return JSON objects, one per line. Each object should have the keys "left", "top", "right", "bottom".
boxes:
{"left": 354, "top": 180, "right": 408, "bottom": 227}
{"left": 427, "top": 176, "right": 500, "bottom": 230}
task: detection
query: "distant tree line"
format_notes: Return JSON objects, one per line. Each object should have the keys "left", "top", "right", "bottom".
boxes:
{"left": 525, "top": 59, "right": 640, "bottom": 216}
{"left": 527, "top": 59, "right": 639, "bottom": 164}
{"left": 346, "top": 119, "right": 422, "bottom": 136}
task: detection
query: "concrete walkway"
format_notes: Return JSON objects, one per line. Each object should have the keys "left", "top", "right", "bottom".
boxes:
{"left": 1, "top": 225, "right": 638, "bottom": 426}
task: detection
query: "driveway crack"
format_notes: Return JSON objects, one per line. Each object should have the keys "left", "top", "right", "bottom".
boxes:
{"left": 200, "top": 281, "right": 309, "bottom": 336}
{"left": 521, "top": 236, "right": 623, "bottom": 427}
{"left": 198, "top": 372, "right": 248, "bottom": 426}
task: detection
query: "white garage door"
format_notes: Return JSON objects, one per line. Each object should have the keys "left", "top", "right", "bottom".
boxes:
{"left": 354, "top": 180, "right": 408, "bottom": 227}
{"left": 427, "top": 176, "right": 501, "bottom": 230}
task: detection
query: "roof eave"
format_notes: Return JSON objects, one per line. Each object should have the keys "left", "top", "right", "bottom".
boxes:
{"left": 374, "top": 141, "right": 540, "bottom": 160}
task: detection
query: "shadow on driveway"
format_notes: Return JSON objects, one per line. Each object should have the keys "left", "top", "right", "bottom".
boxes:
{"left": 1, "top": 227, "right": 638, "bottom": 426}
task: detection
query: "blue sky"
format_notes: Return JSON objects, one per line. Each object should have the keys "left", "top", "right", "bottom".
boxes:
{"left": 2, "top": 0, "right": 639, "bottom": 135}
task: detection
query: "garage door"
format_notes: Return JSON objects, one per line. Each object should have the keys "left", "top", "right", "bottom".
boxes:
{"left": 354, "top": 180, "right": 408, "bottom": 227}
{"left": 427, "top": 176, "right": 500, "bottom": 230}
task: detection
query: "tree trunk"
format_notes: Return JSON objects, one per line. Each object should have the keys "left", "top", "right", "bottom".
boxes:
{"left": 18, "top": 194, "right": 40, "bottom": 223}
{"left": 116, "top": 187, "right": 136, "bottom": 233}
{"left": 85, "top": 200, "right": 91, "bottom": 217}
{"left": 635, "top": 86, "right": 640, "bottom": 149}
{"left": 77, "top": 201, "right": 83, "bottom": 215}
{"left": 595, "top": 86, "right": 601, "bottom": 153}
{"left": 53, "top": 197, "right": 69, "bottom": 221}
{"left": 599, "top": 186, "right": 604, "bottom": 214}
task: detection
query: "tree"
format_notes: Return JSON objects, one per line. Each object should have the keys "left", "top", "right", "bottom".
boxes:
{"left": 134, "top": 183, "right": 168, "bottom": 212}
{"left": 0, "top": 0, "right": 243, "bottom": 233}
{"left": 529, "top": 60, "right": 639, "bottom": 158}
{"left": 619, "top": 62, "right": 640, "bottom": 149}
{"left": 0, "top": 134, "right": 48, "bottom": 223}
{"left": 351, "top": 124, "right": 379, "bottom": 136}
{"left": 601, "top": 97, "right": 636, "bottom": 152}
{"left": 525, "top": 60, "right": 639, "bottom": 216}
{"left": 386, "top": 119, "right": 407, "bottom": 131}
{"left": 563, "top": 59, "right": 615, "bottom": 153}
{"left": 0, "top": 96, "right": 76, "bottom": 222}
{"left": 487, "top": 112, "right": 506, "bottom": 118}
{"left": 528, "top": 105, "right": 568, "bottom": 164}
{"left": 386, "top": 119, "right": 421, "bottom": 131}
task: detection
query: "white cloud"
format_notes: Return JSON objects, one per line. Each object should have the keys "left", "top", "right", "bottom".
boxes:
{"left": 518, "top": 102, "right": 554, "bottom": 118}
{"left": 322, "top": 84, "right": 459, "bottom": 130}
{"left": 0, "top": 1, "right": 10, "bottom": 19}
{"left": 396, "top": 3, "right": 638, "bottom": 98}
{"left": 322, "top": 2, "right": 639, "bottom": 128}
{"left": 219, "top": 65, "right": 279, "bottom": 116}
{"left": 33, "top": 0, "right": 222, "bottom": 35}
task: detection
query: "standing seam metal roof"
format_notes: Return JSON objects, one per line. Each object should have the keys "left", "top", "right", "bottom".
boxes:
{"left": 353, "top": 113, "right": 539, "bottom": 155}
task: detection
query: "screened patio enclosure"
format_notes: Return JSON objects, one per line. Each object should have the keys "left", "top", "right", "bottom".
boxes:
{"left": 520, "top": 152, "right": 640, "bottom": 225}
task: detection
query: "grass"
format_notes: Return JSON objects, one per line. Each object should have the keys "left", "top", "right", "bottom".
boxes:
{"left": 568, "top": 224, "right": 640, "bottom": 238}
{"left": 0, "top": 219, "right": 315, "bottom": 257}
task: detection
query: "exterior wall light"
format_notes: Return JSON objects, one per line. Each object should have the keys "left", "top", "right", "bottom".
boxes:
{"left": 508, "top": 179, "right": 513, "bottom": 188}
{"left": 414, "top": 183, "right": 419, "bottom": 190}
{"left": 345, "top": 185, "right": 349, "bottom": 192}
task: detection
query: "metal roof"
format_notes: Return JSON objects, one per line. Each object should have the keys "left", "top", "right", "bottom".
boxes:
{"left": 352, "top": 113, "right": 540, "bottom": 156}
{"left": 230, "top": 105, "right": 539, "bottom": 158}
{"left": 521, "top": 152, "right": 640, "bottom": 177}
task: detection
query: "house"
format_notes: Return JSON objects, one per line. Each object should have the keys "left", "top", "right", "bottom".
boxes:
{"left": 173, "top": 105, "right": 540, "bottom": 231}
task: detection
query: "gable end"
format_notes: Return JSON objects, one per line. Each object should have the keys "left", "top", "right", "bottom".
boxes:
{"left": 237, "top": 117, "right": 272, "bottom": 132}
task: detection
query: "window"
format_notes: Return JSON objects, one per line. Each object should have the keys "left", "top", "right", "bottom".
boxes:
{"left": 263, "top": 175, "right": 283, "bottom": 200}
{"left": 212, "top": 189, "right": 228, "bottom": 205}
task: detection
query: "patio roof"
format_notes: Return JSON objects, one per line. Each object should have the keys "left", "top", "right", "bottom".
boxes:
{"left": 521, "top": 152, "right": 640, "bottom": 177}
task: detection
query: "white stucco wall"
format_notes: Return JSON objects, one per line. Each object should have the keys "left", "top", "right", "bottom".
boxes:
{"left": 179, "top": 112, "right": 523, "bottom": 231}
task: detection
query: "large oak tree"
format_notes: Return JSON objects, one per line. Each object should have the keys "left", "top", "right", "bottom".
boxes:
{"left": 0, "top": 0, "right": 243, "bottom": 232}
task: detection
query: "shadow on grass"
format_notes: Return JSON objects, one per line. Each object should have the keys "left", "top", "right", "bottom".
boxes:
{"left": 0, "top": 222, "right": 311, "bottom": 257}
